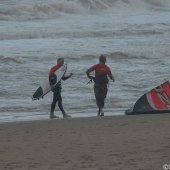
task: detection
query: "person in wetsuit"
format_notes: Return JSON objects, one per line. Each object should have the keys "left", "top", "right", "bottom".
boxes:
{"left": 86, "top": 55, "right": 115, "bottom": 116}
{"left": 49, "top": 58, "right": 73, "bottom": 118}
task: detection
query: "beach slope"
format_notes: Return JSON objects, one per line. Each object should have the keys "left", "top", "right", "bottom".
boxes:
{"left": 0, "top": 114, "right": 170, "bottom": 170}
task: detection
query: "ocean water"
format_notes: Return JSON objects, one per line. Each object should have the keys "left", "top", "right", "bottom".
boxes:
{"left": 0, "top": 0, "right": 170, "bottom": 122}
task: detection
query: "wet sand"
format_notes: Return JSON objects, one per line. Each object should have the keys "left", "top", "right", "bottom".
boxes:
{"left": 0, "top": 114, "right": 170, "bottom": 170}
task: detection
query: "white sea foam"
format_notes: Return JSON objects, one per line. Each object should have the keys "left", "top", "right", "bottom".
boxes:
{"left": 0, "top": 0, "right": 170, "bottom": 20}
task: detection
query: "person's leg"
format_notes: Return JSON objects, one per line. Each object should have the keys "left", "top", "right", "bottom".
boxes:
{"left": 94, "top": 84, "right": 108, "bottom": 116}
{"left": 50, "top": 91, "right": 59, "bottom": 118}
{"left": 94, "top": 84, "right": 102, "bottom": 116}
{"left": 56, "top": 92, "right": 65, "bottom": 113}
{"left": 100, "top": 84, "right": 108, "bottom": 116}
{"left": 96, "top": 98, "right": 102, "bottom": 116}
{"left": 56, "top": 89, "right": 71, "bottom": 118}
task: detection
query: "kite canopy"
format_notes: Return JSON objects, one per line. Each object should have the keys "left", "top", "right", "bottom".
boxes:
{"left": 125, "top": 81, "right": 170, "bottom": 115}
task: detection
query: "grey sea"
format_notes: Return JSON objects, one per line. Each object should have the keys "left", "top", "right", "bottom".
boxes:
{"left": 0, "top": 0, "right": 170, "bottom": 122}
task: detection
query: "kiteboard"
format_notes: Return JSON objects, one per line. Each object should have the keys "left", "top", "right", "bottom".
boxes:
{"left": 32, "top": 64, "right": 67, "bottom": 100}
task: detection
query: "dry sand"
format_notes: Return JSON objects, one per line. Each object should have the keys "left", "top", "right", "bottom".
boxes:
{"left": 0, "top": 114, "right": 170, "bottom": 170}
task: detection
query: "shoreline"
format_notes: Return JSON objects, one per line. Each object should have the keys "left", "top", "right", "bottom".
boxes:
{"left": 0, "top": 111, "right": 124, "bottom": 124}
{"left": 0, "top": 114, "right": 170, "bottom": 170}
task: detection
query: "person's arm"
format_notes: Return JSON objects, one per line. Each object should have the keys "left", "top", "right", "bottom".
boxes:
{"left": 107, "top": 67, "right": 115, "bottom": 82}
{"left": 62, "top": 73, "right": 73, "bottom": 81}
{"left": 108, "top": 72, "right": 115, "bottom": 82}
{"left": 86, "top": 67, "right": 94, "bottom": 80}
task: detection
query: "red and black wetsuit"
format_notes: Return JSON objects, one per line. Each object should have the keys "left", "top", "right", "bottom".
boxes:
{"left": 49, "top": 64, "right": 68, "bottom": 114}
{"left": 89, "top": 63, "right": 112, "bottom": 112}
{"left": 91, "top": 63, "right": 111, "bottom": 84}
{"left": 49, "top": 64, "right": 63, "bottom": 87}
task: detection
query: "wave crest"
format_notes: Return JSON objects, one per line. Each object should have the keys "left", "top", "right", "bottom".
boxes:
{"left": 0, "top": 0, "right": 170, "bottom": 20}
{"left": 0, "top": 55, "right": 24, "bottom": 64}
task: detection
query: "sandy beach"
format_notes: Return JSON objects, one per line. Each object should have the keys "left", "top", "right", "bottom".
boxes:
{"left": 0, "top": 114, "right": 170, "bottom": 170}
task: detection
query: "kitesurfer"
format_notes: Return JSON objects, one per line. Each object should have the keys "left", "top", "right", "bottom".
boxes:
{"left": 86, "top": 55, "right": 115, "bottom": 116}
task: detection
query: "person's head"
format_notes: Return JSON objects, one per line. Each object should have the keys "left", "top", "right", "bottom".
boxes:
{"left": 99, "top": 55, "right": 106, "bottom": 64}
{"left": 57, "top": 58, "right": 64, "bottom": 65}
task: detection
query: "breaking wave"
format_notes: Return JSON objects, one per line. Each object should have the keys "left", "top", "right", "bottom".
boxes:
{"left": 0, "top": 0, "right": 170, "bottom": 20}
{"left": 0, "top": 55, "right": 24, "bottom": 64}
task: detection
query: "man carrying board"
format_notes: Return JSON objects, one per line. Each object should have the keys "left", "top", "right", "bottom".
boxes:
{"left": 86, "top": 55, "right": 115, "bottom": 116}
{"left": 49, "top": 58, "right": 72, "bottom": 118}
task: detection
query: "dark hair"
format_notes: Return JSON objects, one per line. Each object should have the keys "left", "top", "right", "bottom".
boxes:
{"left": 99, "top": 55, "right": 106, "bottom": 63}
{"left": 57, "top": 58, "right": 64, "bottom": 63}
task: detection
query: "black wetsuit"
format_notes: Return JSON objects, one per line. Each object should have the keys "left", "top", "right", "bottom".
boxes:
{"left": 49, "top": 74, "right": 69, "bottom": 114}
